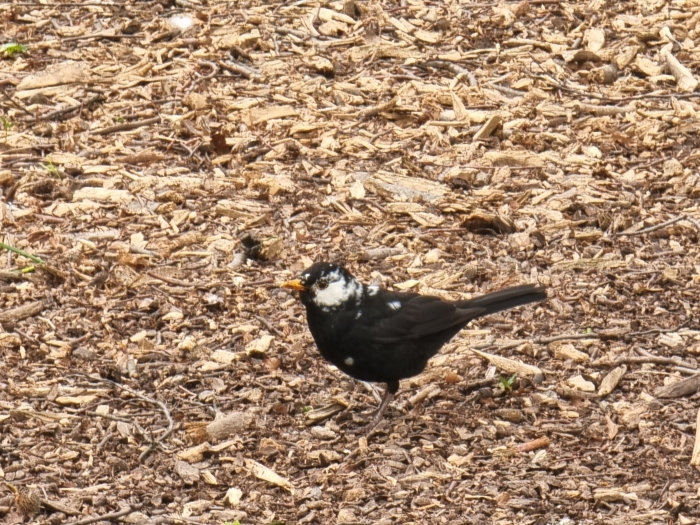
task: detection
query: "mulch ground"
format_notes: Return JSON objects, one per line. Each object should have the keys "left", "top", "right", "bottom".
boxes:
{"left": 1, "top": 0, "right": 700, "bottom": 524}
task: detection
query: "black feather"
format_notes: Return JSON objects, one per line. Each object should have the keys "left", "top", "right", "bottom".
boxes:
{"left": 455, "top": 283, "right": 547, "bottom": 315}
{"left": 287, "top": 262, "right": 547, "bottom": 430}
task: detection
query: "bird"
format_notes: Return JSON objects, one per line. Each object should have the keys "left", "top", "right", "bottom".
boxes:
{"left": 281, "top": 262, "right": 546, "bottom": 432}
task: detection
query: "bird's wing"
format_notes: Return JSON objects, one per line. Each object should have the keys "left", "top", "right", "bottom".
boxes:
{"left": 353, "top": 294, "right": 484, "bottom": 344}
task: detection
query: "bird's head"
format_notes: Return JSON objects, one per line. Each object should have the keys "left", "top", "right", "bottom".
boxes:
{"left": 281, "top": 262, "right": 362, "bottom": 311}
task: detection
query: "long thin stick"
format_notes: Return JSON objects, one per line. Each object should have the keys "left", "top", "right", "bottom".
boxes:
{"left": 616, "top": 215, "right": 688, "bottom": 237}
{"left": 69, "top": 503, "right": 144, "bottom": 525}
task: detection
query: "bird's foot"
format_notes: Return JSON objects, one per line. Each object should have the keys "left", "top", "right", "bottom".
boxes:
{"left": 354, "top": 389, "right": 394, "bottom": 434}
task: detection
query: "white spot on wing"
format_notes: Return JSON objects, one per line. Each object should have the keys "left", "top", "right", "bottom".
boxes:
{"left": 344, "top": 357, "right": 354, "bottom": 366}
{"left": 368, "top": 285, "right": 380, "bottom": 296}
{"left": 387, "top": 300, "right": 401, "bottom": 310}
{"left": 355, "top": 310, "right": 362, "bottom": 319}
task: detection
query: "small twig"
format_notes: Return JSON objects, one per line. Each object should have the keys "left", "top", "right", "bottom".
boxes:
{"left": 274, "top": 26, "right": 309, "bottom": 40}
{"left": 92, "top": 116, "right": 161, "bottom": 135}
{"left": 425, "top": 228, "right": 468, "bottom": 233}
{"left": 471, "top": 324, "right": 692, "bottom": 353}
{"left": 592, "top": 355, "right": 697, "bottom": 372}
{"left": 461, "top": 0, "right": 559, "bottom": 5}
{"left": 254, "top": 315, "right": 284, "bottom": 338}
{"left": 218, "top": 60, "right": 262, "bottom": 80}
{"left": 10, "top": 2, "right": 120, "bottom": 6}
{"left": 0, "top": 269, "right": 26, "bottom": 281}
{"left": 69, "top": 333, "right": 93, "bottom": 349}
{"left": 616, "top": 215, "right": 689, "bottom": 237}
{"left": 444, "top": 480, "right": 458, "bottom": 503}
{"left": 129, "top": 245, "right": 159, "bottom": 257}
{"left": 240, "top": 146, "right": 272, "bottom": 161}
{"left": 246, "top": 278, "right": 275, "bottom": 287}
{"left": 137, "top": 406, "right": 174, "bottom": 462}
{"left": 85, "top": 411, "right": 149, "bottom": 439}
{"left": 0, "top": 85, "right": 34, "bottom": 118}
{"left": 517, "top": 436, "right": 551, "bottom": 452}
{"left": 534, "top": 333, "right": 600, "bottom": 344}
{"left": 35, "top": 94, "right": 103, "bottom": 122}
{"left": 68, "top": 503, "right": 144, "bottom": 525}
{"left": 636, "top": 346, "right": 684, "bottom": 361}
{"left": 422, "top": 60, "right": 478, "bottom": 87}
{"left": 95, "top": 431, "right": 114, "bottom": 451}
{"left": 0, "top": 301, "right": 44, "bottom": 324}
{"left": 62, "top": 33, "right": 141, "bottom": 42}
{"left": 460, "top": 164, "right": 543, "bottom": 170}
{"left": 195, "top": 59, "right": 219, "bottom": 80}
{"left": 556, "top": 386, "right": 600, "bottom": 400}
{"left": 145, "top": 271, "right": 197, "bottom": 288}
{"left": 359, "top": 247, "right": 402, "bottom": 262}
{"left": 357, "top": 96, "right": 398, "bottom": 119}
{"left": 35, "top": 213, "right": 66, "bottom": 224}
{"left": 684, "top": 215, "right": 700, "bottom": 232}
{"left": 490, "top": 84, "right": 524, "bottom": 98}
{"left": 84, "top": 375, "right": 175, "bottom": 462}
{"left": 461, "top": 377, "right": 498, "bottom": 392}
{"left": 470, "top": 332, "right": 598, "bottom": 352}
{"left": 230, "top": 44, "right": 252, "bottom": 60}
{"left": 655, "top": 373, "right": 700, "bottom": 399}
{"left": 535, "top": 70, "right": 700, "bottom": 102}
{"left": 13, "top": 329, "right": 40, "bottom": 348}
{"left": 153, "top": 516, "right": 209, "bottom": 525}
{"left": 632, "top": 323, "right": 691, "bottom": 336}
{"left": 41, "top": 498, "right": 81, "bottom": 515}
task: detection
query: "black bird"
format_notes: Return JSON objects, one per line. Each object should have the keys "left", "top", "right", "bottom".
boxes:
{"left": 282, "top": 262, "right": 546, "bottom": 432}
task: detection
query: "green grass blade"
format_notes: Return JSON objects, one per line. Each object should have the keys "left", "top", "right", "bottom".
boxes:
{"left": 0, "top": 242, "right": 45, "bottom": 264}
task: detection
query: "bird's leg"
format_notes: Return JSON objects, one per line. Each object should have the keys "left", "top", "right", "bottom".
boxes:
{"left": 359, "top": 381, "right": 382, "bottom": 404}
{"left": 361, "top": 390, "right": 392, "bottom": 434}
{"left": 360, "top": 381, "right": 399, "bottom": 434}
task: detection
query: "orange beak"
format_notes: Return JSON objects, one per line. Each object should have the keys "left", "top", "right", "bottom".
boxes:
{"left": 280, "top": 279, "right": 306, "bottom": 291}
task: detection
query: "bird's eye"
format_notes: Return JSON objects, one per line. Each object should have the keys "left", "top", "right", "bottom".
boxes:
{"left": 317, "top": 280, "right": 329, "bottom": 290}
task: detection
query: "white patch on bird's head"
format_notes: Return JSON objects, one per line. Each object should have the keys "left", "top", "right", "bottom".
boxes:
{"left": 311, "top": 269, "right": 362, "bottom": 309}
{"left": 367, "top": 284, "right": 380, "bottom": 296}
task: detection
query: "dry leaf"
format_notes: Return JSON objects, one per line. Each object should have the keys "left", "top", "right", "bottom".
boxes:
{"left": 244, "top": 459, "right": 294, "bottom": 494}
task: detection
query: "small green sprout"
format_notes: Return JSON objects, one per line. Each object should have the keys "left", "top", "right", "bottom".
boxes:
{"left": 1, "top": 116, "right": 12, "bottom": 142}
{"left": 41, "top": 161, "right": 60, "bottom": 178}
{"left": 498, "top": 374, "right": 517, "bottom": 393}
{"left": 301, "top": 406, "right": 313, "bottom": 414}
{"left": 1, "top": 43, "right": 28, "bottom": 56}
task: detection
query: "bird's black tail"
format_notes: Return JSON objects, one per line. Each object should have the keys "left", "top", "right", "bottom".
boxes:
{"left": 456, "top": 284, "right": 546, "bottom": 317}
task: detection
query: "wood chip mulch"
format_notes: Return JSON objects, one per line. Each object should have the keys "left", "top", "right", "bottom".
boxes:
{"left": 1, "top": 0, "right": 700, "bottom": 524}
